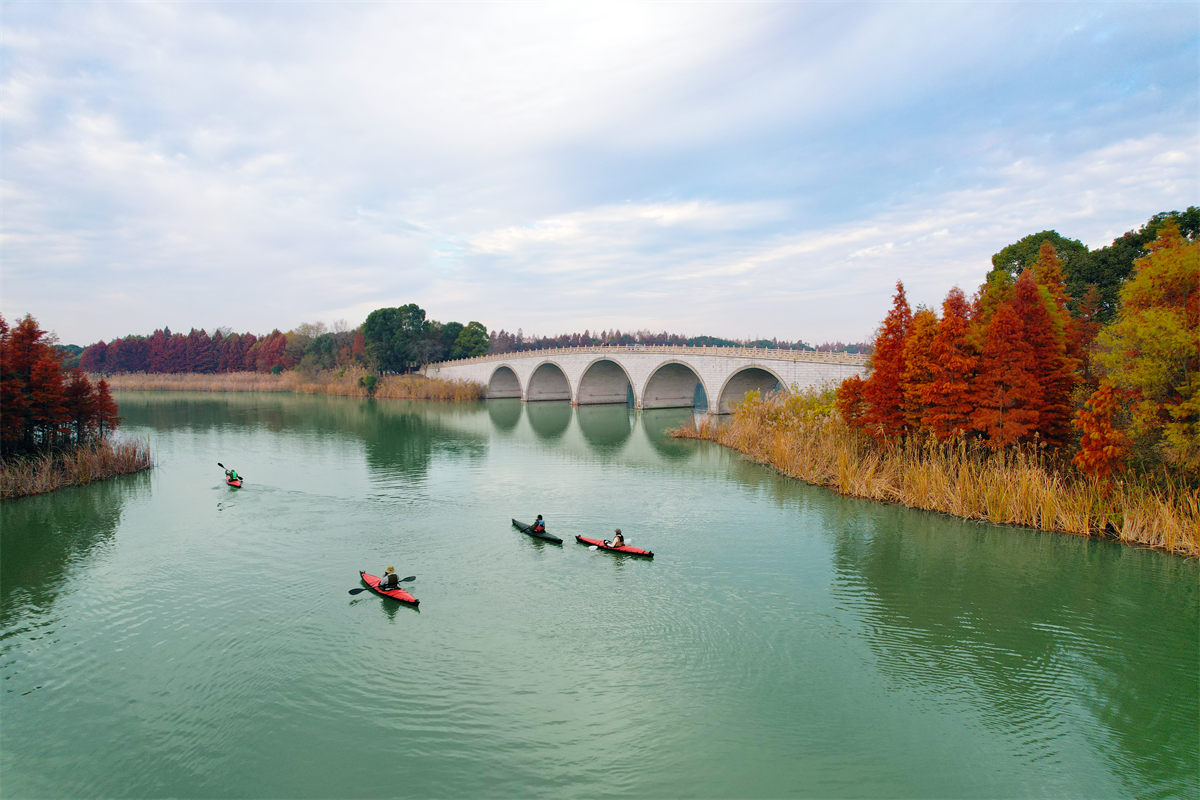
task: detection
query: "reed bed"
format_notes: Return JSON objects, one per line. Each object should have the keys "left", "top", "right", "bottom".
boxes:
{"left": 1, "top": 438, "right": 154, "bottom": 500}
{"left": 674, "top": 392, "right": 1200, "bottom": 558}
{"left": 99, "top": 369, "right": 485, "bottom": 401}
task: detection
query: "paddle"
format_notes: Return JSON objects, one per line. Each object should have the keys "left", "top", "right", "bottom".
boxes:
{"left": 349, "top": 576, "right": 416, "bottom": 595}
{"left": 590, "top": 539, "right": 630, "bottom": 550}
{"left": 217, "top": 462, "right": 245, "bottom": 481}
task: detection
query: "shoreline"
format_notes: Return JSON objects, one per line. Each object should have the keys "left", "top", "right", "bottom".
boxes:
{"left": 1, "top": 438, "right": 155, "bottom": 501}
{"left": 672, "top": 411, "right": 1199, "bottom": 559}
{"left": 97, "top": 369, "right": 485, "bottom": 401}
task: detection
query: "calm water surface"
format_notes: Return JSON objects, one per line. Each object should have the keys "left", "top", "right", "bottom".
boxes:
{"left": 2, "top": 392, "right": 1196, "bottom": 799}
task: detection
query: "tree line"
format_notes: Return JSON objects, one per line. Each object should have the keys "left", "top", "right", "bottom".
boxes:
{"left": 72, "top": 311, "right": 870, "bottom": 378}
{"left": 836, "top": 209, "right": 1198, "bottom": 480}
{"left": 1, "top": 315, "right": 120, "bottom": 458}
{"left": 486, "top": 328, "right": 870, "bottom": 354}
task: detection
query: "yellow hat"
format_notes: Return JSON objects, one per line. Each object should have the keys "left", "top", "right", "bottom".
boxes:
{"left": 385, "top": 566, "right": 395, "bottom": 573}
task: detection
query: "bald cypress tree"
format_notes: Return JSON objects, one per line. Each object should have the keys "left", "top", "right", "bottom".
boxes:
{"left": 922, "top": 287, "right": 978, "bottom": 440}
{"left": 859, "top": 281, "right": 911, "bottom": 440}
{"left": 970, "top": 299, "right": 1042, "bottom": 447}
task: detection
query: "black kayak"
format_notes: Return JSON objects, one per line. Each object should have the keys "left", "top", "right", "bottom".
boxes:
{"left": 512, "top": 518, "right": 563, "bottom": 544}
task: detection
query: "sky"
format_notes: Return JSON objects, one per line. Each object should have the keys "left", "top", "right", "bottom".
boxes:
{"left": 2, "top": 2, "right": 1197, "bottom": 347}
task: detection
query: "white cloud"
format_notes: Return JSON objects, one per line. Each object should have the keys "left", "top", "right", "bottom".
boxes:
{"left": 1, "top": 3, "right": 1196, "bottom": 344}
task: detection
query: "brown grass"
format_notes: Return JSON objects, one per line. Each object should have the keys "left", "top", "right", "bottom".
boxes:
{"left": 674, "top": 391, "right": 1200, "bottom": 558}
{"left": 1, "top": 438, "right": 154, "bottom": 500}
{"left": 98, "top": 369, "right": 485, "bottom": 401}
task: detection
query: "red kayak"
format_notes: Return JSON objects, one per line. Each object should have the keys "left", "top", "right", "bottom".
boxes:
{"left": 575, "top": 535, "right": 654, "bottom": 558}
{"left": 359, "top": 571, "right": 419, "bottom": 606}
{"left": 226, "top": 477, "right": 243, "bottom": 488}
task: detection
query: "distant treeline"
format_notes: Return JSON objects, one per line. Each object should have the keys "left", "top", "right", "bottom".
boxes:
{"left": 68, "top": 314, "right": 869, "bottom": 377}
{"left": 486, "top": 328, "right": 869, "bottom": 354}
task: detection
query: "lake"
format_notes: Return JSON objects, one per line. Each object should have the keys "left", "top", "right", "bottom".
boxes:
{"left": 2, "top": 392, "right": 1196, "bottom": 798}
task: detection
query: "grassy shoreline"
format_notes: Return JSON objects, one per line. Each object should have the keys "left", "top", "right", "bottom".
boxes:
{"left": 98, "top": 368, "right": 485, "bottom": 401}
{"left": 1, "top": 438, "right": 155, "bottom": 501}
{"left": 673, "top": 393, "right": 1199, "bottom": 558}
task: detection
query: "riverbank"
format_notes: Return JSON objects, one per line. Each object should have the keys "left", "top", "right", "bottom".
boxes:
{"left": 673, "top": 392, "right": 1199, "bottom": 558}
{"left": 99, "top": 368, "right": 485, "bottom": 401}
{"left": 1, "top": 438, "right": 154, "bottom": 500}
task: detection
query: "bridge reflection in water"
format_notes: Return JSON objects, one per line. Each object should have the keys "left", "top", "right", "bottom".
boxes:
{"left": 477, "top": 399, "right": 705, "bottom": 464}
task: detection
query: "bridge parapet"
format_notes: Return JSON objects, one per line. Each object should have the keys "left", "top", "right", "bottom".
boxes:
{"left": 423, "top": 344, "right": 871, "bottom": 414}
{"left": 426, "top": 344, "right": 870, "bottom": 370}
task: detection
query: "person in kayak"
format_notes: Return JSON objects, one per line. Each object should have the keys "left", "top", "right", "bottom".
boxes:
{"left": 607, "top": 529, "right": 624, "bottom": 548}
{"left": 380, "top": 566, "right": 400, "bottom": 589}
{"left": 532, "top": 515, "right": 546, "bottom": 533}
{"left": 224, "top": 467, "right": 240, "bottom": 482}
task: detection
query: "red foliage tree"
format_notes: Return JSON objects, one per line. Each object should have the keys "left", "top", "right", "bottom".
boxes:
{"left": 859, "top": 281, "right": 911, "bottom": 440}
{"left": 79, "top": 340, "right": 108, "bottom": 373}
{"left": 1014, "top": 270, "right": 1076, "bottom": 446}
{"left": 148, "top": 328, "right": 171, "bottom": 372}
{"left": 969, "top": 300, "right": 1042, "bottom": 447}
{"left": 254, "top": 330, "right": 289, "bottom": 372}
{"left": 1, "top": 314, "right": 123, "bottom": 456}
{"left": 185, "top": 328, "right": 217, "bottom": 373}
{"left": 94, "top": 379, "right": 120, "bottom": 436}
{"left": 63, "top": 369, "right": 99, "bottom": 444}
{"left": 901, "top": 307, "right": 938, "bottom": 435}
{"left": 835, "top": 374, "right": 867, "bottom": 427}
{"left": 1072, "top": 382, "right": 1128, "bottom": 483}
{"left": 922, "top": 287, "right": 978, "bottom": 440}
{"left": 28, "top": 355, "right": 68, "bottom": 448}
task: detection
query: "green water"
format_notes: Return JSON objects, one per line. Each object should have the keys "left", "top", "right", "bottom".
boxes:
{"left": 2, "top": 392, "right": 1196, "bottom": 799}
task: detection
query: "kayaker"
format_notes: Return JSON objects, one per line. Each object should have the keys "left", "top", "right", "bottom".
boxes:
{"left": 224, "top": 467, "right": 240, "bottom": 481}
{"left": 532, "top": 515, "right": 546, "bottom": 532}
{"left": 380, "top": 566, "right": 400, "bottom": 589}
{"left": 609, "top": 529, "right": 624, "bottom": 548}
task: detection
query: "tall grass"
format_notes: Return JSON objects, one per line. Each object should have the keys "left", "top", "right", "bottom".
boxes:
{"left": 1, "top": 438, "right": 154, "bottom": 500}
{"left": 674, "top": 391, "right": 1200, "bottom": 557}
{"left": 99, "top": 369, "right": 485, "bottom": 401}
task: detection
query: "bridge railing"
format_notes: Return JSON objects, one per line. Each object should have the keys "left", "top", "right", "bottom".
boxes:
{"left": 424, "top": 344, "right": 871, "bottom": 369}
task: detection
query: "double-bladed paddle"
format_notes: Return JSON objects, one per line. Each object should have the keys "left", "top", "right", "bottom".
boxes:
{"left": 349, "top": 576, "right": 416, "bottom": 595}
{"left": 217, "top": 462, "right": 245, "bottom": 480}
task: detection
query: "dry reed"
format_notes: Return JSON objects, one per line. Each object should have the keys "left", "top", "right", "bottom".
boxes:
{"left": 1, "top": 438, "right": 154, "bottom": 500}
{"left": 674, "top": 391, "right": 1199, "bottom": 558}
{"left": 98, "top": 369, "right": 485, "bottom": 401}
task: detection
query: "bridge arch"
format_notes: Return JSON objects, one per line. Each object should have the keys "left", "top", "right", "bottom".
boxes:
{"left": 487, "top": 365, "right": 522, "bottom": 399}
{"left": 526, "top": 361, "right": 572, "bottom": 402}
{"left": 642, "top": 361, "right": 709, "bottom": 410}
{"left": 717, "top": 365, "right": 784, "bottom": 414}
{"left": 577, "top": 357, "right": 634, "bottom": 406}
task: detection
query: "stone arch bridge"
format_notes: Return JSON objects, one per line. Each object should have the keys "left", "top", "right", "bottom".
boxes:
{"left": 422, "top": 345, "right": 869, "bottom": 414}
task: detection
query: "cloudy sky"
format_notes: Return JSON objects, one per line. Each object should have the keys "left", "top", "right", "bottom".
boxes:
{"left": 2, "top": 2, "right": 1197, "bottom": 347}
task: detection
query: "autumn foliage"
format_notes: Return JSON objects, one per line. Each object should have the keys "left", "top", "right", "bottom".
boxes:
{"left": 1, "top": 314, "right": 121, "bottom": 458}
{"left": 839, "top": 217, "right": 1198, "bottom": 484}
